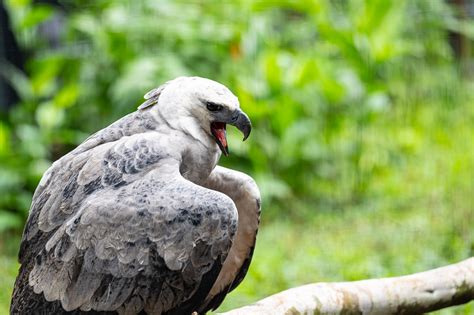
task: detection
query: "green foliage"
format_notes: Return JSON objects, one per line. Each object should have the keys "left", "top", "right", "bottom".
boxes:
{"left": 2, "top": 0, "right": 468, "bottom": 223}
{"left": 1, "top": 0, "right": 473, "bottom": 313}
{"left": 218, "top": 99, "right": 474, "bottom": 314}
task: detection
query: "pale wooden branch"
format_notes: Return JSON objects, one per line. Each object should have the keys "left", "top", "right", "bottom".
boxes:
{"left": 220, "top": 257, "right": 474, "bottom": 315}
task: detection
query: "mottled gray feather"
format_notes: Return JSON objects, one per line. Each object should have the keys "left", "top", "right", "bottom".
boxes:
{"left": 15, "top": 112, "right": 238, "bottom": 313}
{"left": 12, "top": 77, "right": 259, "bottom": 315}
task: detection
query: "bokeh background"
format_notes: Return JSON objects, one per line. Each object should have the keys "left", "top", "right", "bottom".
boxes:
{"left": 1, "top": 0, "right": 474, "bottom": 313}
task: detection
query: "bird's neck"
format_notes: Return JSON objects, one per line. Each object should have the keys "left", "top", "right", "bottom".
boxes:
{"left": 151, "top": 110, "right": 221, "bottom": 184}
{"left": 179, "top": 145, "right": 220, "bottom": 184}
{"left": 179, "top": 120, "right": 221, "bottom": 184}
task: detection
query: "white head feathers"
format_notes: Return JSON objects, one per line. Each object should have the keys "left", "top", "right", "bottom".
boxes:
{"left": 139, "top": 76, "right": 250, "bottom": 156}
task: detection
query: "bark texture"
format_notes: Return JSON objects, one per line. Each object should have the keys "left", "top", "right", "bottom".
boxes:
{"left": 220, "top": 257, "right": 474, "bottom": 315}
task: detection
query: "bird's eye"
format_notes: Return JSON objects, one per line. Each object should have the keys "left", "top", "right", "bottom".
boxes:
{"left": 206, "top": 102, "right": 223, "bottom": 112}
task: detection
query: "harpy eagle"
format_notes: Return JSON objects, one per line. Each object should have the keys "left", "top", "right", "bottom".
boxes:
{"left": 10, "top": 77, "right": 261, "bottom": 315}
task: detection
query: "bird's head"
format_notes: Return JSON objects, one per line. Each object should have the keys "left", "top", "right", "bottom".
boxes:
{"left": 139, "top": 77, "right": 251, "bottom": 156}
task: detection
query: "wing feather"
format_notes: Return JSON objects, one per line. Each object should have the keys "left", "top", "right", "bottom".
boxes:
{"left": 17, "top": 130, "right": 238, "bottom": 314}
{"left": 199, "top": 166, "right": 261, "bottom": 313}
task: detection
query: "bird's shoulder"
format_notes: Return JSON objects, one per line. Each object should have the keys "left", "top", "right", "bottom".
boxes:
{"left": 71, "top": 110, "right": 158, "bottom": 155}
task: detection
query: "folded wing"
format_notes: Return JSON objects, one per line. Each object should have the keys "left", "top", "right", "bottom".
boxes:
{"left": 13, "top": 131, "right": 238, "bottom": 314}
{"left": 199, "top": 166, "right": 261, "bottom": 313}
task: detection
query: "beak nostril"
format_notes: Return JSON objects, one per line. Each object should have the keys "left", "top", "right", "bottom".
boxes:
{"left": 229, "top": 110, "right": 251, "bottom": 141}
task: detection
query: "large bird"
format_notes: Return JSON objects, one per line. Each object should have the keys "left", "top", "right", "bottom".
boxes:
{"left": 11, "top": 77, "right": 261, "bottom": 315}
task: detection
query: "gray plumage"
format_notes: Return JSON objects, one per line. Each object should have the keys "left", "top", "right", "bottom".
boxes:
{"left": 11, "top": 77, "right": 261, "bottom": 315}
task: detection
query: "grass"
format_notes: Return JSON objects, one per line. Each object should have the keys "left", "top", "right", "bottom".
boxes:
{"left": 217, "top": 210, "right": 473, "bottom": 314}
{"left": 0, "top": 232, "right": 20, "bottom": 315}
{"left": 0, "top": 255, "right": 18, "bottom": 314}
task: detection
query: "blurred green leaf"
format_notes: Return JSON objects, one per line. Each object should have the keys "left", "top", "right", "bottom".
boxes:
{"left": 0, "top": 212, "right": 22, "bottom": 232}
{"left": 20, "top": 5, "right": 53, "bottom": 29}
{"left": 1, "top": 1, "right": 474, "bottom": 314}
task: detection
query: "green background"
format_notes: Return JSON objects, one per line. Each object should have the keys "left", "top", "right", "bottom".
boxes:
{"left": 1, "top": 0, "right": 473, "bottom": 313}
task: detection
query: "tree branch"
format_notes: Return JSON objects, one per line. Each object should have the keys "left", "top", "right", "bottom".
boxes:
{"left": 220, "top": 258, "right": 474, "bottom": 314}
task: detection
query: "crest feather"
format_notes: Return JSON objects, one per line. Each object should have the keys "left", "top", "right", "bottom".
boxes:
{"left": 138, "top": 82, "right": 169, "bottom": 110}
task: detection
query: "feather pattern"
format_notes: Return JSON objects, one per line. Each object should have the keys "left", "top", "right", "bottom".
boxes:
{"left": 199, "top": 166, "right": 261, "bottom": 313}
{"left": 11, "top": 77, "right": 260, "bottom": 315}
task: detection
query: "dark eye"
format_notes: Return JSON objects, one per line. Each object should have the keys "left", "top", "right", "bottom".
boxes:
{"left": 206, "top": 102, "right": 223, "bottom": 112}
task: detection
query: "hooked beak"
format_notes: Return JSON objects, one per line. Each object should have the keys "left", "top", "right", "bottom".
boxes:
{"left": 210, "top": 110, "right": 252, "bottom": 156}
{"left": 229, "top": 110, "right": 252, "bottom": 141}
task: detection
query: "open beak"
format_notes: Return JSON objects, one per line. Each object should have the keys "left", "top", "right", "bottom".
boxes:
{"left": 211, "top": 122, "right": 229, "bottom": 156}
{"left": 211, "top": 110, "right": 252, "bottom": 156}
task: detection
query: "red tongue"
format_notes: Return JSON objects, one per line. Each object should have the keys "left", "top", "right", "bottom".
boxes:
{"left": 211, "top": 122, "right": 228, "bottom": 155}
{"left": 214, "top": 125, "right": 227, "bottom": 148}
